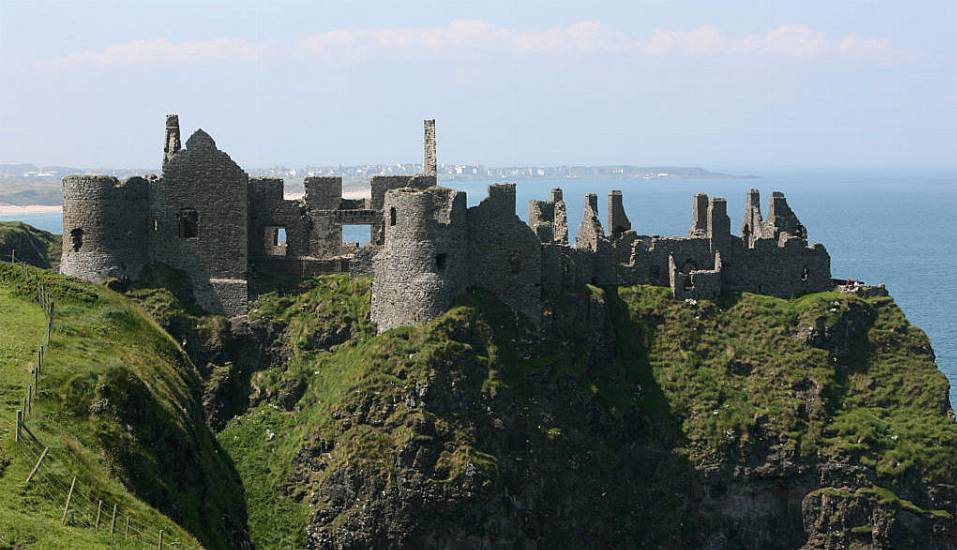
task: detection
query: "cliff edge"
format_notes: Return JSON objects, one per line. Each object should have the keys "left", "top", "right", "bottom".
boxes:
{"left": 216, "top": 276, "right": 957, "bottom": 549}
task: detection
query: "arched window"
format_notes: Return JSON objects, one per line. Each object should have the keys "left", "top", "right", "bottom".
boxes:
{"left": 389, "top": 207, "right": 397, "bottom": 226}
{"left": 177, "top": 209, "right": 198, "bottom": 239}
{"left": 801, "top": 267, "right": 810, "bottom": 281}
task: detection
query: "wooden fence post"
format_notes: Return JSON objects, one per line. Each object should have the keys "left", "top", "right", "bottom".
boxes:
{"left": 62, "top": 475, "right": 76, "bottom": 524}
{"left": 15, "top": 410, "right": 22, "bottom": 443}
{"left": 110, "top": 503, "right": 117, "bottom": 535}
{"left": 95, "top": 499, "right": 103, "bottom": 528}
{"left": 26, "top": 385, "right": 32, "bottom": 416}
{"left": 158, "top": 528, "right": 164, "bottom": 549}
{"left": 25, "top": 447, "right": 48, "bottom": 483}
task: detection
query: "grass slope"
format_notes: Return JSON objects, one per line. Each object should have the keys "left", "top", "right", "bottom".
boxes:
{"left": 0, "top": 262, "right": 246, "bottom": 549}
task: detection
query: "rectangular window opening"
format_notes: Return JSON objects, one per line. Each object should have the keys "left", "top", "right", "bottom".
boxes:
{"left": 265, "top": 226, "right": 288, "bottom": 257}
{"left": 342, "top": 225, "right": 371, "bottom": 248}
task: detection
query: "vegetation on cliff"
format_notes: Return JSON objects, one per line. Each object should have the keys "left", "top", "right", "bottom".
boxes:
{"left": 0, "top": 262, "right": 247, "bottom": 549}
{"left": 0, "top": 221, "right": 61, "bottom": 269}
{"left": 2, "top": 246, "right": 954, "bottom": 548}
{"left": 220, "top": 276, "right": 957, "bottom": 549}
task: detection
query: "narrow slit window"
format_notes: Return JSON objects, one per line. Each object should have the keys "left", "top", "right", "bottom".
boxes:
{"left": 389, "top": 207, "right": 397, "bottom": 226}
{"left": 435, "top": 253, "right": 447, "bottom": 272}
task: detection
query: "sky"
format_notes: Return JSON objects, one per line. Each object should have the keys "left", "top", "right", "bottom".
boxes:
{"left": 0, "top": 0, "right": 955, "bottom": 171}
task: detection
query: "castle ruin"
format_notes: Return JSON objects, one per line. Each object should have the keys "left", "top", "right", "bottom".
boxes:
{"left": 61, "top": 116, "right": 832, "bottom": 328}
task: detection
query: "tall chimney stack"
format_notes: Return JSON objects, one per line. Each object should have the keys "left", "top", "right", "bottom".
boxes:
{"left": 164, "top": 114, "right": 181, "bottom": 165}
{"left": 424, "top": 119, "right": 437, "bottom": 177}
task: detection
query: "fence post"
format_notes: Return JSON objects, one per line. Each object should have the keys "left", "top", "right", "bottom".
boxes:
{"left": 158, "top": 528, "right": 164, "bottom": 549}
{"left": 62, "top": 475, "right": 76, "bottom": 524}
{"left": 27, "top": 385, "right": 32, "bottom": 416}
{"left": 15, "top": 410, "right": 22, "bottom": 443}
{"left": 25, "top": 447, "right": 48, "bottom": 483}
{"left": 125, "top": 516, "right": 130, "bottom": 540}
{"left": 95, "top": 499, "right": 103, "bottom": 528}
{"left": 110, "top": 503, "right": 117, "bottom": 535}
{"left": 33, "top": 364, "right": 39, "bottom": 392}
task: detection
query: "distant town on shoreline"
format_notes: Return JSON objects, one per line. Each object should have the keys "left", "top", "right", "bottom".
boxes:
{"left": 0, "top": 163, "right": 751, "bottom": 207}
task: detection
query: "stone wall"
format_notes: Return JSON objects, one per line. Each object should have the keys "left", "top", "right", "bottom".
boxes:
{"left": 151, "top": 129, "right": 249, "bottom": 316}
{"left": 371, "top": 186, "right": 467, "bottom": 332}
{"left": 60, "top": 175, "right": 150, "bottom": 282}
{"left": 60, "top": 115, "right": 837, "bottom": 327}
{"left": 466, "top": 184, "right": 543, "bottom": 325}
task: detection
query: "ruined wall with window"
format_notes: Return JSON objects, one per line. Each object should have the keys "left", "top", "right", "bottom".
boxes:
{"left": 60, "top": 175, "right": 150, "bottom": 282}
{"left": 60, "top": 115, "right": 834, "bottom": 326}
{"left": 150, "top": 128, "right": 250, "bottom": 316}
{"left": 466, "top": 184, "right": 544, "bottom": 325}
{"left": 370, "top": 186, "right": 467, "bottom": 332}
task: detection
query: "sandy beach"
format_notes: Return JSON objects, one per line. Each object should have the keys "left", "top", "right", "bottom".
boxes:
{"left": 0, "top": 203, "right": 63, "bottom": 216}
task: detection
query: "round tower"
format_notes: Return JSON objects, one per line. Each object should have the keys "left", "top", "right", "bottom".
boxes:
{"left": 371, "top": 186, "right": 466, "bottom": 332}
{"left": 60, "top": 175, "right": 150, "bottom": 282}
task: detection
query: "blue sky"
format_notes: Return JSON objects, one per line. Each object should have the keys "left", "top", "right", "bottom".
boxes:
{"left": 0, "top": 0, "right": 955, "bottom": 170}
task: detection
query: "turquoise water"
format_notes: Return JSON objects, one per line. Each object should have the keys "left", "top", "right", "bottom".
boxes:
{"left": 5, "top": 169, "right": 957, "bottom": 406}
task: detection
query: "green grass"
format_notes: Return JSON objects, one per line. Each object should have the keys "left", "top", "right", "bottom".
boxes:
{"left": 222, "top": 279, "right": 957, "bottom": 546}
{"left": 0, "top": 221, "right": 61, "bottom": 269}
{"left": 0, "top": 262, "right": 246, "bottom": 549}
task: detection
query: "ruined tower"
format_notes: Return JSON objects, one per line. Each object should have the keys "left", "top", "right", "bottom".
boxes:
{"left": 608, "top": 190, "right": 631, "bottom": 239}
{"left": 424, "top": 119, "right": 437, "bottom": 177}
{"left": 371, "top": 186, "right": 467, "bottom": 332}
{"left": 60, "top": 175, "right": 150, "bottom": 282}
{"left": 707, "top": 196, "right": 731, "bottom": 255}
{"left": 689, "top": 193, "right": 709, "bottom": 237}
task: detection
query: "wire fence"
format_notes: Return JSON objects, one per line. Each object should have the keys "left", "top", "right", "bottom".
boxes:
{"left": 4, "top": 253, "right": 202, "bottom": 549}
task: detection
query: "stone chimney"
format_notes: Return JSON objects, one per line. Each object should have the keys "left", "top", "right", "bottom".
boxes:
{"left": 164, "top": 114, "right": 181, "bottom": 165}
{"left": 424, "top": 119, "right": 436, "bottom": 177}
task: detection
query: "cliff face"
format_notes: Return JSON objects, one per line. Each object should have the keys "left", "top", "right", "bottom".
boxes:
{"left": 217, "top": 276, "right": 957, "bottom": 549}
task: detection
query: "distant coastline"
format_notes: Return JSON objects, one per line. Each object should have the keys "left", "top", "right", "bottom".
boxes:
{"left": 0, "top": 203, "right": 62, "bottom": 216}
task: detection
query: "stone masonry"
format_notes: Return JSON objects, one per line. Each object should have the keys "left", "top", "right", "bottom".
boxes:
{"left": 61, "top": 116, "right": 833, "bottom": 327}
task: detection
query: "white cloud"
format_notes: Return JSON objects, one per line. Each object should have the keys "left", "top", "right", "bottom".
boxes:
{"left": 47, "top": 21, "right": 897, "bottom": 68}
{"left": 48, "top": 38, "right": 264, "bottom": 67}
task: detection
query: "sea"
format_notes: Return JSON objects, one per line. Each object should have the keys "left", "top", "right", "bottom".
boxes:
{"left": 4, "top": 168, "right": 956, "bottom": 407}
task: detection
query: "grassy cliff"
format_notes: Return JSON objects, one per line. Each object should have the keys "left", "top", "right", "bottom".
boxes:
{"left": 221, "top": 276, "right": 957, "bottom": 549}
{"left": 0, "top": 262, "right": 247, "bottom": 549}
{"left": 0, "top": 221, "right": 61, "bottom": 269}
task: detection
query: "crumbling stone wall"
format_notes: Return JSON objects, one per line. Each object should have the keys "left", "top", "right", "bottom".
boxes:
{"left": 608, "top": 190, "right": 631, "bottom": 239}
{"left": 151, "top": 129, "right": 250, "bottom": 316}
{"left": 61, "top": 114, "right": 836, "bottom": 327}
{"left": 467, "top": 184, "right": 544, "bottom": 325}
{"left": 371, "top": 186, "right": 467, "bottom": 332}
{"left": 528, "top": 188, "right": 568, "bottom": 245}
{"left": 60, "top": 175, "right": 149, "bottom": 282}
